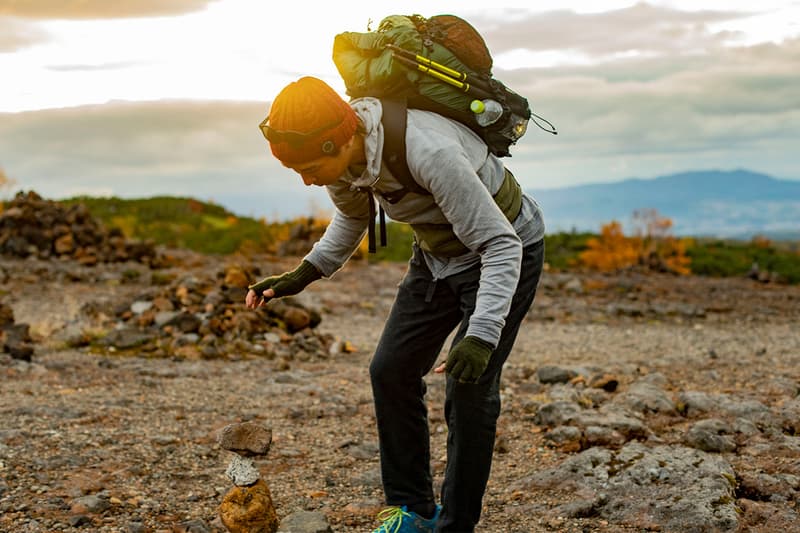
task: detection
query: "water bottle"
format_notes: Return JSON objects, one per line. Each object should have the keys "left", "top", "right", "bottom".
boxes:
{"left": 470, "top": 99, "right": 504, "bottom": 127}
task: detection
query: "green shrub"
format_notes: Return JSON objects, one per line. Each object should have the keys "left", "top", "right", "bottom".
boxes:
{"left": 687, "top": 239, "right": 800, "bottom": 283}
{"left": 60, "top": 196, "right": 279, "bottom": 255}
{"left": 543, "top": 231, "right": 594, "bottom": 270}
{"left": 367, "top": 222, "right": 415, "bottom": 262}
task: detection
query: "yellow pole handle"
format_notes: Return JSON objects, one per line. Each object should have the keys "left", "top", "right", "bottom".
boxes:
{"left": 392, "top": 53, "right": 471, "bottom": 93}
{"left": 413, "top": 54, "right": 467, "bottom": 82}
{"left": 415, "top": 64, "right": 471, "bottom": 93}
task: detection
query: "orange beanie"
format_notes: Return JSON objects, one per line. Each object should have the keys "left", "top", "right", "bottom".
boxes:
{"left": 265, "top": 77, "right": 358, "bottom": 164}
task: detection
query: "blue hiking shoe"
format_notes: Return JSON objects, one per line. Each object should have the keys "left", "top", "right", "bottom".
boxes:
{"left": 372, "top": 504, "right": 441, "bottom": 533}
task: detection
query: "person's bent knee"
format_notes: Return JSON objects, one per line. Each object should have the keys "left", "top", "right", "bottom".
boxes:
{"left": 369, "top": 352, "right": 399, "bottom": 387}
{"left": 370, "top": 350, "right": 423, "bottom": 390}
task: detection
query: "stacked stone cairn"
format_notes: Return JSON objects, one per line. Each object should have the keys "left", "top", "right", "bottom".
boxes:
{"left": 0, "top": 190, "right": 163, "bottom": 266}
{"left": 79, "top": 264, "right": 350, "bottom": 362}
{"left": 217, "top": 422, "right": 279, "bottom": 533}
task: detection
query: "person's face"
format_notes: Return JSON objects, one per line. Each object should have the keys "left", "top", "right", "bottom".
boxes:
{"left": 283, "top": 136, "right": 355, "bottom": 187}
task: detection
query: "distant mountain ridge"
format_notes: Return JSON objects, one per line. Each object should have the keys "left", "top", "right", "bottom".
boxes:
{"left": 528, "top": 169, "right": 800, "bottom": 239}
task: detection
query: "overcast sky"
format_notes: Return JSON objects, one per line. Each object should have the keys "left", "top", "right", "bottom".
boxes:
{"left": 0, "top": 0, "right": 798, "bottom": 219}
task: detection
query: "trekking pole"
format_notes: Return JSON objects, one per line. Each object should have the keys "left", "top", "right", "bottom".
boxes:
{"left": 390, "top": 53, "right": 494, "bottom": 101}
{"left": 386, "top": 44, "right": 495, "bottom": 93}
{"left": 385, "top": 45, "right": 462, "bottom": 79}
{"left": 387, "top": 45, "right": 495, "bottom": 96}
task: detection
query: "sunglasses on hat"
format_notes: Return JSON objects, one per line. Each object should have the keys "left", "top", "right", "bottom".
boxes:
{"left": 259, "top": 115, "right": 342, "bottom": 150}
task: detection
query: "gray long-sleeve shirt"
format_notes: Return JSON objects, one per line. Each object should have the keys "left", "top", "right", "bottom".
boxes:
{"left": 304, "top": 98, "right": 545, "bottom": 346}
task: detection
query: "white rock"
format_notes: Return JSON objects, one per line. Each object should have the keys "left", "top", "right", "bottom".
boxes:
{"left": 131, "top": 301, "right": 153, "bottom": 315}
{"left": 225, "top": 454, "right": 260, "bottom": 486}
{"left": 263, "top": 332, "right": 281, "bottom": 344}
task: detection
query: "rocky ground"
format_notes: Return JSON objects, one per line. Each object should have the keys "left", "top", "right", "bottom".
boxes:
{"left": 1, "top": 251, "right": 799, "bottom": 533}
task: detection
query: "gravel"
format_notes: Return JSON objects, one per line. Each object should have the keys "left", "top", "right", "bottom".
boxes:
{"left": 2, "top": 255, "right": 798, "bottom": 532}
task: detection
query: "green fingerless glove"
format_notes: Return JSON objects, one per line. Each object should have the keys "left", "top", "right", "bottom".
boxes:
{"left": 248, "top": 260, "right": 322, "bottom": 299}
{"left": 445, "top": 335, "right": 495, "bottom": 383}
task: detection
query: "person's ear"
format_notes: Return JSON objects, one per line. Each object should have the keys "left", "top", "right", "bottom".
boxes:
{"left": 340, "top": 134, "right": 358, "bottom": 162}
{"left": 341, "top": 134, "right": 356, "bottom": 152}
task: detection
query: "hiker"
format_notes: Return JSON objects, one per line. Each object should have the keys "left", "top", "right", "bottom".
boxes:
{"left": 246, "top": 76, "right": 545, "bottom": 533}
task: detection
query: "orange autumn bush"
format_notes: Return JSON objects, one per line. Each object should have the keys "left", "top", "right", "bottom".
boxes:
{"left": 579, "top": 221, "right": 642, "bottom": 271}
{"left": 580, "top": 210, "right": 692, "bottom": 275}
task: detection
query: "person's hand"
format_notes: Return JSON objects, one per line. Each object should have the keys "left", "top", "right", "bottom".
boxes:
{"left": 435, "top": 336, "right": 494, "bottom": 383}
{"left": 245, "top": 287, "right": 276, "bottom": 308}
{"left": 244, "top": 261, "right": 321, "bottom": 308}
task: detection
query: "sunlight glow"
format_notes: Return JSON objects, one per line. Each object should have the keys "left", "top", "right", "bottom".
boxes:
{"left": 0, "top": 0, "right": 798, "bottom": 112}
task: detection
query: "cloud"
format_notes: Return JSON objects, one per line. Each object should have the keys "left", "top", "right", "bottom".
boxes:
{"left": 0, "top": 0, "right": 217, "bottom": 19}
{"left": 0, "top": 17, "right": 48, "bottom": 51}
{"left": 0, "top": 99, "right": 331, "bottom": 217}
{"left": 475, "top": 4, "right": 749, "bottom": 58}
{"left": 0, "top": 0, "right": 217, "bottom": 52}
{"left": 501, "top": 36, "right": 800, "bottom": 162}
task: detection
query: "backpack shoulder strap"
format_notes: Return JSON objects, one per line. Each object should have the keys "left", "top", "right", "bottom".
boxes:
{"left": 379, "top": 98, "right": 429, "bottom": 197}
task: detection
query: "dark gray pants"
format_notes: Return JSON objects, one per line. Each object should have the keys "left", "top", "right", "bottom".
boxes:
{"left": 369, "top": 239, "right": 544, "bottom": 532}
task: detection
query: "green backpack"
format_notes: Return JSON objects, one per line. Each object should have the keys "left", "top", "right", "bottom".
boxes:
{"left": 333, "top": 14, "right": 556, "bottom": 255}
{"left": 332, "top": 14, "right": 556, "bottom": 159}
